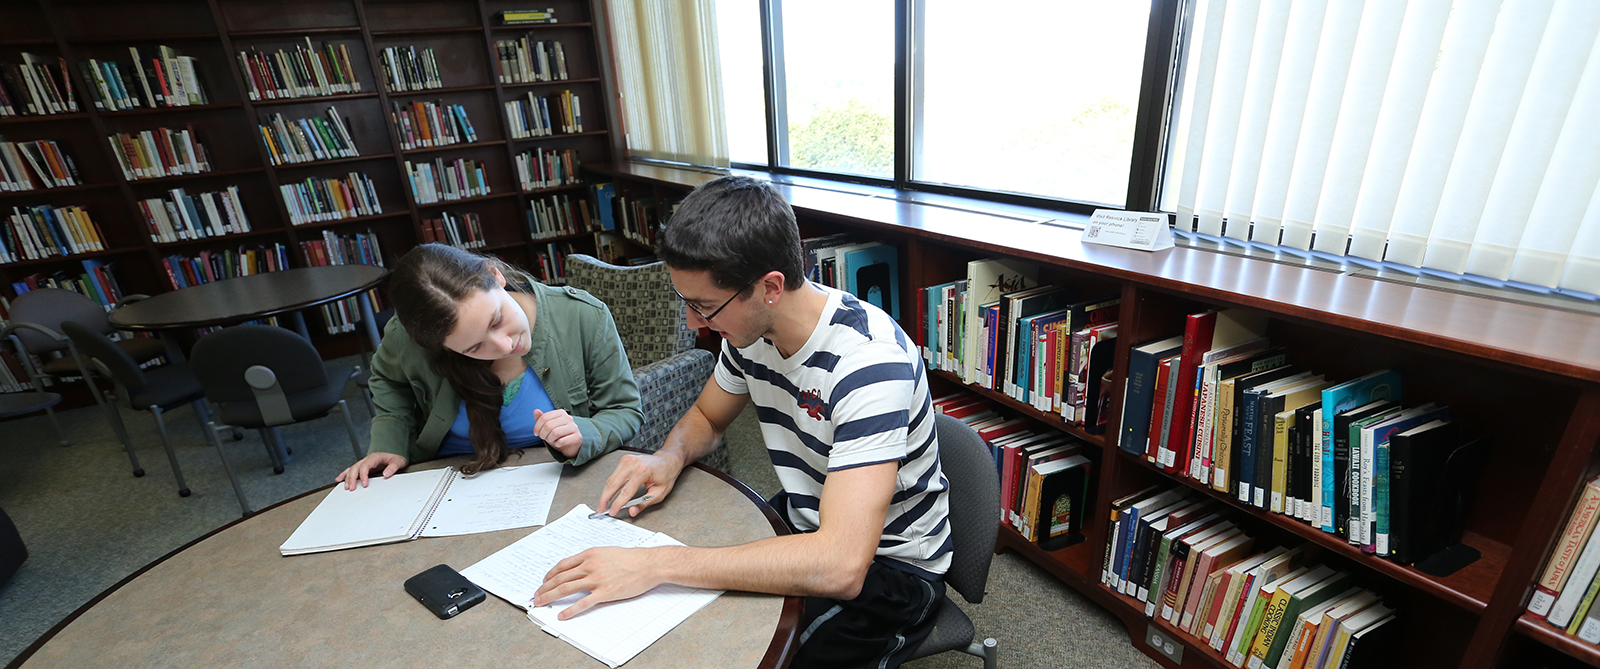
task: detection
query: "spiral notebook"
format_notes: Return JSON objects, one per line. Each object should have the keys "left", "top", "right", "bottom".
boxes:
{"left": 279, "top": 463, "right": 562, "bottom": 556}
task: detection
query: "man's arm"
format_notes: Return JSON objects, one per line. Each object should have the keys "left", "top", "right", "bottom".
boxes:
{"left": 539, "top": 458, "right": 898, "bottom": 619}
{"left": 594, "top": 375, "right": 747, "bottom": 516}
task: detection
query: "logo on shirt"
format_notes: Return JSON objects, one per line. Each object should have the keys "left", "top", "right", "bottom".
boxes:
{"left": 798, "top": 389, "right": 826, "bottom": 420}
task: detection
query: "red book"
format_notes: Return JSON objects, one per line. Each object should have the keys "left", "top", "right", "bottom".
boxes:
{"left": 942, "top": 400, "right": 994, "bottom": 420}
{"left": 978, "top": 419, "right": 1028, "bottom": 443}
{"left": 1145, "top": 355, "right": 1179, "bottom": 461}
{"left": 1161, "top": 311, "right": 1217, "bottom": 474}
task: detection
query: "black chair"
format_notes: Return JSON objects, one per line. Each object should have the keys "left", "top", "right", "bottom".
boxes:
{"left": 59, "top": 321, "right": 226, "bottom": 499}
{"left": 910, "top": 414, "right": 1001, "bottom": 668}
{"left": 0, "top": 328, "right": 67, "bottom": 446}
{"left": 0, "top": 504, "right": 24, "bottom": 587}
{"left": 190, "top": 325, "right": 364, "bottom": 514}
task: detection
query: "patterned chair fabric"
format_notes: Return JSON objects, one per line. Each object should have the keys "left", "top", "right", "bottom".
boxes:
{"left": 561, "top": 255, "right": 726, "bottom": 473}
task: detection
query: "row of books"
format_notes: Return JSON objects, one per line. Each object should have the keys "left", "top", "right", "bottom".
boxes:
{"left": 2, "top": 204, "right": 108, "bottom": 264}
{"left": 529, "top": 241, "right": 576, "bottom": 284}
{"left": 0, "top": 140, "right": 81, "bottom": 191}
{"left": 1104, "top": 486, "right": 1397, "bottom": 669}
{"left": 803, "top": 235, "right": 904, "bottom": 323}
{"left": 515, "top": 147, "right": 579, "bottom": 191}
{"left": 592, "top": 230, "right": 631, "bottom": 265}
{"left": 299, "top": 229, "right": 385, "bottom": 334}
{"left": 404, "top": 157, "right": 490, "bottom": 204}
{"left": 81, "top": 47, "right": 209, "bottom": 111}
{"left": 7, "top": 259, "right": 124, "bottom": 310}
{"left": 160, "top": 243, "right": 290, "bottom": 290}
{"left": 380, "top": 46, "right": 442, "bottom": 93}
{"left": 1527, "top": 476, "right": 1600, "bottom": 645}
{"left": 0, "top": 54, "right": 78, "bottom": 116}
{"left": 137, "top": 186, "right": 252, "bottom": 243}
{"left": 936, "top": 392, "right": 1092, "bottom": 548}
{"left": 259, "top": 108, "right": 359, "bottom": 165}
{"left": 592, "top": 183, "right": 662, "bottom": 247}
{"left": 420, "top": 211, "right": 486, "bottom": 250}
{"left": 497, "top": 8, "right": 559, "bottom": 25}
{"left": 504, "top": 90, "right": 582, "bottom": 139}
{"left": 280, "top": 172, "right": 383, "bottom": 225}
{"left": 108, "top": 125, "right": 211, "bottom": 180}
{"left": 237, "top": 39, "right": 362, "bottom": 101}
{"left": 493, "top": 37, "right": 569, "bottom": 84}
{"left": 527, "top": 193, "right": 595, "bottom": 240}
{"left": 392, "top": 100, "right": 478, "bottom": 151}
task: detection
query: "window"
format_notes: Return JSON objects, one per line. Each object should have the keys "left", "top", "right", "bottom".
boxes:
{"left": 774, "top": 0, "right": 896, "bottom": 178}
{"left": 715, "top": 0, "right": 768, "bottom": 166}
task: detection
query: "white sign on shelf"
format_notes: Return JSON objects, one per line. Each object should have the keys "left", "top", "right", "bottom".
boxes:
{"left": 1081, "top": 209, "right": 1174, "bottom": 252}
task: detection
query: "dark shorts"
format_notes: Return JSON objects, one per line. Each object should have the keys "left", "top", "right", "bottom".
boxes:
{"left": 769, "top": 492, "right": 944, "bottom": 669}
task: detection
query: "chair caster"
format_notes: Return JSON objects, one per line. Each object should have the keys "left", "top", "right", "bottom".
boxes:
{"left": 232, "top": 430, "right": 245, "bottom": 441}
{"left": 178, "top": 488, "right": 192, "bottom": 497}
{"left": 273, "top": 466, "right": 285, "bottom": 475}
{"left": 133, "top": 468, "right": 145, "bottom": 477}
{"left": 285, "top": 447, "right": 293, "bottom": 455}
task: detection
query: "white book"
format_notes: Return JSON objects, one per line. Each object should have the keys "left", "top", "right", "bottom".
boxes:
{"left": 279, "top": 463, "right": 561, "bottom": 555}
{"left": 463, "top": 504, "right": 723, "bottom": 668}
{"left": 1551, "top": 519, "right": 1600, "bottom": 627}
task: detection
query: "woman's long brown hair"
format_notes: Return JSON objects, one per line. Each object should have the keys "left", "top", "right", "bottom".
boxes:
{"left": 390, "top": 243, "right": 539, "bottom": 474}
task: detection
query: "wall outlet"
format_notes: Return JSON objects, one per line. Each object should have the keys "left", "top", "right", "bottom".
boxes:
{"left": 1146, "top": 624, "right": 1184, "bottom": 664}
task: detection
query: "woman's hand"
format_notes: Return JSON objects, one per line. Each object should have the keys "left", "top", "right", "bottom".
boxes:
{"left": 533, "top": 409, "right": 583, "bottom": 457}
{"left": 335, "top": 452, "right": 409, "bottom": 490}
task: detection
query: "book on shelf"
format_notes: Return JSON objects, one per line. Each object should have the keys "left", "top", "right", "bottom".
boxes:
{"left": 107, "top": 125, "right": 211, "bottom": 180}
{"left": 161, "top": 243, "right": 289, "bottom": 290}
{"left": 496, "top": 8, "right": 559, "bottom": 25}
{"left": 960, "top": 257, "right": 1042, "bottom": 384}
{"left": 379, "top": 45, "right": 443, "bottom": 93}
{"left": 237, "top": 38, "right": 361, "bottom": 100}
{"left": 259, "top": 108, "right": 359, "bottom": 165}
{"left": 405, "top": 157, "right": 491, "bottom": 204}
{"left": 494, "top": 36, "right": 567, "bottom": 83}
{"left": 300, "top": 228, "right": 386, "bottom": 334}
{"left": 280, "top": 172, "right": 382, "bottom": 225}
{"left": 0, "top": 54, "right": 80, "bottom": 117}
{"left": 393, "top": 100, "right": 478, "bottom": 150}
{"left": 527, "top": 192, "right": 594, "bottom": 239}
{"left": 0, "top": 139, "right": 81, "bottom": 191}
{"left": 1529, "top": 479, "right": 1600, "bottom": 622}
{"left": 82, "top": 46, "right": 210, "bottom": 111}
{"left": 831, "top": 242, "right": 899, "bottom": 319}
{"left": 515, "top": 147, "right": 580, "bottom": 191}
{"left": 531, "top": 241, "right": 576, "bottom": 284}
{"left": 6, "top": 258, "right": 124, "bottom": 310}
{"left": 421, "top": 211, "right": 487, "bottom": 250}
{"left": 1, "top": 204, "right": 107, "bottom": 264}
{"left": 137, "top": 185, "right": 251, "bottom": 243}
{"left": 504, "top": 90, "right": 581, "bottom": 138}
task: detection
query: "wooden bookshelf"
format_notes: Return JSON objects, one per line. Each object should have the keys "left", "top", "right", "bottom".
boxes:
{"left": 591, "top": 161, "right": 1600, "bottom": 669}
{"left": 2, "top": 0, "right": 616, "bottom": 401}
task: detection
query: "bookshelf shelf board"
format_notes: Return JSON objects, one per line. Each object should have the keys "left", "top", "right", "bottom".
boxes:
{"left": 482, "top": 240, "right": 523, "bottom": 252}
{"left": 1116, "top": 449, "right": 1507, "bottom": 613}
{"left": 228, "top": 27, "right": 363, "bottom": 37}
{"left": 509, "top": 130, "right": 609, "bottom": 144}
{"left": 488, "top": 23, "right": 594, "bottom": 31}
{"left": 250, "top": 92, "right": 379, "bottom": 107}
{"left": 521, "top": 182, "right": 588, "bottom": 196}
{"left": 0, "top": 183, "right": 120, "bottom": 198}
{"left": 152, "top": 228, "right": 285, "bottom": 248}
{"left": 997, "top": 525, "right": 1096, "bottom": 586}
{"left": 0, "top": 38, "right": 57, "bottom": 46}
{"left": 386, "top": 84, "right": 496, "bottom": 97}
{"left": 929, "top": 368, "right": 1108, "bottom": 448}
{"left": 125, "top": 167, "right": 265, "bottom": 186}
{"left": 98, "top": 102, "right": 246, "bottom": 117}
{"left": 0, "top": 113, "right": 90, "bottom": 125}
{"left": 0, "top": 246, "right": 146, "bottom": 269}
{"left": 270, "top": 153, "right": 395, "bottom": 170}
{"left": 367, "top": 26, "right": 484, "bottom": 37}
{"left": 288, "top": 211, "right": 410, "bottom": 231}
{"left": 529, "top": 231, "right": 595, "bottom": 244}
{"left": 412, "top": 192, "right": 516, "bottom": 209}
{"left": 1096, "top": 582, "right": 1236, "bottom": 669}
{"left": 1515, "top": 614, "right": 1600, "bottom": 668}
{"left": 399, "top": 139, "right": 506, "bottom": 156}
{"left": 67, "top": 33, "right": 222, "bottom": 44}
{"left": 501, "top": 76, "right": 601, "bottom": 90}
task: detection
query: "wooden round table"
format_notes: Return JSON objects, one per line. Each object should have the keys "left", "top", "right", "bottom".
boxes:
{"left": 11, "top": 450, "right": 800, "bottom": 668}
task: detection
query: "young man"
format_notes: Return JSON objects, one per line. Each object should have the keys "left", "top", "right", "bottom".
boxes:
{"left": 534, "top": 176, "right": 951, "bottom": 668}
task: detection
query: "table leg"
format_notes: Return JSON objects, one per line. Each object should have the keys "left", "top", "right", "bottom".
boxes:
{"left": 357, "top": 292, "right": 380, "bottom": 352}
{"left": 289, "top": 311, "right": 312, "bottom": 342}
{"left": 159, "top": 331, "right": 185, "bottom": 363}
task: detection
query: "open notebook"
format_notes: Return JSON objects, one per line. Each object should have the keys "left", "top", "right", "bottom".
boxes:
{"left": 462, "top": 504, "right": 723, "bottom": 668}
{"left": 279, "top": 463, "right": 562, "bottom": 556}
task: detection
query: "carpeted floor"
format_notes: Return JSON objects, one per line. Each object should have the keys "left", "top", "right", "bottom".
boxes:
{"left": 0, "top": 363, "right": 1157, "bottom": 668}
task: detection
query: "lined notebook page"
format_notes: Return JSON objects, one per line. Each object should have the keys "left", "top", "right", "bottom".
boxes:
{"left": 462, "top": 505, "right": 723, "bottom": 667}
{"left": 279, "top": 468, "right": 452, "bottom": 555}
{"left": 421, "top": 463, "right": 561, "bottom": 537}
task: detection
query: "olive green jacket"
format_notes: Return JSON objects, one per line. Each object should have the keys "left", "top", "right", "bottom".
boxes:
{"left": 367, "top": 282, "right": 642, "bottom": 466}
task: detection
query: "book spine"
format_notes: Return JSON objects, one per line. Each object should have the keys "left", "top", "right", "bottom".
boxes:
{"left": 1530, "top": 479, "right": 1600, "bottom": 618}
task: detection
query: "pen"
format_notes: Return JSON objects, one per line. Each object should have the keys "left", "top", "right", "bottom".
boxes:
{"left": 590, "top": 495, "right": 652, "bottom": 519}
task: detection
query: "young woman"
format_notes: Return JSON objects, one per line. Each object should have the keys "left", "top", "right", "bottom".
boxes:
{"left": 337, "top": 243, "right": 642, "bottom": 489}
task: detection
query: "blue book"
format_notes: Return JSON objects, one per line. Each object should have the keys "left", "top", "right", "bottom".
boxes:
{"left": 1318, "top": 370, "right": 1402, "bottom": 532}
{"left": 841, "top": 243, "right": 900, "bottom": 319}
{"left": 1119, "top": 336, "right": 1183, "bottom": 456}
{"left": 1368, "top": 405, "right": 1448, "bottom": 555}
{"left": 1235, "top": 368, "right": 1305, "bottom": 504}
{"left": 593, "top": 182, "right": 617, "bottom": 230}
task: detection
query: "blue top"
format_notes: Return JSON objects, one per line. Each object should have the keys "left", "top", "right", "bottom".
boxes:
{"left": 436, "top": 367, "right": 557, "bottom": 456}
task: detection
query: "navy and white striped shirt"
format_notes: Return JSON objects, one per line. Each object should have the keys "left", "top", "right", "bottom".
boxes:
{"left": 716, "top": 286, "right": 952, "bottom": 579}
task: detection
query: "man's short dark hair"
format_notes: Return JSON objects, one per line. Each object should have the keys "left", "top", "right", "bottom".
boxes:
{"left": 656, "top": 175, "right": 805, "bottom": 293}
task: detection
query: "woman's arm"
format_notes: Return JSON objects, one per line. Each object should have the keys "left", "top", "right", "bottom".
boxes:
{"left": 566, "top": 303, "right": 643, "bottom": 465}
{"left": 366, "top": 332, "right": 421, "bottom": 460}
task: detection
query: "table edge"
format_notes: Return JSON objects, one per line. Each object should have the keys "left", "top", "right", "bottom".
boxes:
{"left": 7, "top": 460, "right": 801, "bottom": 669}
{"left": 108, "top": 267, "right": 388, "bottom": 331}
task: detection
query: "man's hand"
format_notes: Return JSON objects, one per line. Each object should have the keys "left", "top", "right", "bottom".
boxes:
{"left": 335, "top": 452, "right": 408, "bottom": 490}
{"left": 534, "top": 546, "right": 664, "bottom": 619}
{"left": 596, "top": 451, "right": 684, "bottom": 517}
{"left": 533, "top": 409, "right": 583, "bottom": 457}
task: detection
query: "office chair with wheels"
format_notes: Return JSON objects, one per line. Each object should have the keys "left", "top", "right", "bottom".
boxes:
{"left": 190, "top": 324, "right": 364, "bottom": 514}
{"left": 0, "top": 324, "right": 69, "bottom": 446}
{"left": 909, "top": 414, "right": 1001, "bottom": 669}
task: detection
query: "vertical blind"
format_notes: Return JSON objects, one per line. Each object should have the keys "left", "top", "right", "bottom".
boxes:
{"left": 606, "top": 0, "right": 730, "bottom": 168}
{"left": 1164, "top": 0, "right": 1600, "bottom": 294}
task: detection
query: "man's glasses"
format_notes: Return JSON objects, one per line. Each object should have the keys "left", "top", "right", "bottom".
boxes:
{"left": 676, "top": 278, "right": 757, "bottom": 322}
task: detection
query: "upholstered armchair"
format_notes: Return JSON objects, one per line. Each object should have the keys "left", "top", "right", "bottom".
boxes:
{"left": 561, "top": 254, "right": 728, "bottom": 473}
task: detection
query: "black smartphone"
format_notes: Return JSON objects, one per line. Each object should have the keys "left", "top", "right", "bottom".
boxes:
{"left": 404, "top": 564, "right": 486, "bottom": 620}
